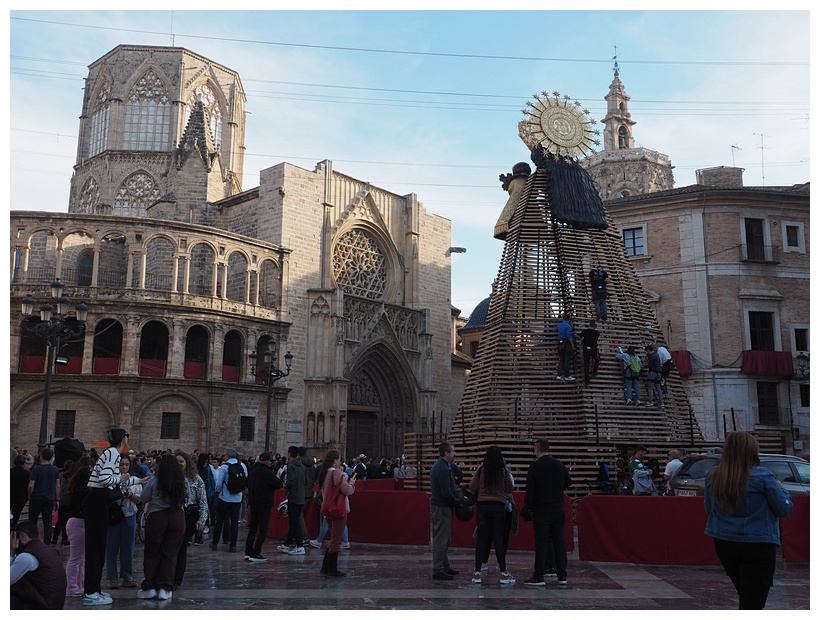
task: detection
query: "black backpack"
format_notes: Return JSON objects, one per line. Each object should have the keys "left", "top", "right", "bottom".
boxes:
{"left": 225, "top": 462, "right": 247, "bottom": 494}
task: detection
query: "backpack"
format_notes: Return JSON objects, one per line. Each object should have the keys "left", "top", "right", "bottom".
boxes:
{"left": 225, "top": 462, "right": 247, "bottom": 494}
{"left": 204, "top": 466, "right": 216, "bottom": 499}
{"left": 629, "top": 355, "right": 641, "bottom": 374}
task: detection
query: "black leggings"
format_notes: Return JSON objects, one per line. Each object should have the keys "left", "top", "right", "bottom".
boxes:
{"left": 83, "top": 487, "right": 113, "bottom": 595}
{"left": 713, "top": 538, "right": 777, "bottom": 609}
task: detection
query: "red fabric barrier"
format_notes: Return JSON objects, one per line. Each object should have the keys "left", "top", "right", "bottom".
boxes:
{"left": 56, "top": 356, "right": 82, "bottom": 374}
{"left": 348, "top": 490, "right": 431, "bottom": 545}
{"left": 19, "top": 355, "right": 45, "bottom": 373}
{"left": 360, "top": 478, "right": 403, "bottom": 491}
{"left": 741, "top": 350, "right": 795, "bottom": 377}
{"left": 93, "top": 357, "right": 120, "bottom": 375}
{"left": 781, "top": 495, "right": 809, "bottom": 563}
{"left": 450, "top": 492, "right": 573, "bottom": 552}
{"left": 578, "top": 496, "right": 719, "bottom": 565}
{"left": 183, "top": 361, "right": 206, "bottom": 380}
{"left": 139, "top": 359, "right": 165, "bottom": 377}
{"left": 221, "top": 365, "right": 239, "bottom": 382}
{"left": 670, "top": 350, "right": 693, "bottom": 376}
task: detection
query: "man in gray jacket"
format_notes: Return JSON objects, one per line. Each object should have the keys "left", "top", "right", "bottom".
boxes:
{"left": 277, "top": 446, "right": 307, "bottom": 555}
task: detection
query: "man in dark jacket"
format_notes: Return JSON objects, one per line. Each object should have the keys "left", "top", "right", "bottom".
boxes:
{"left": 429, "top": 441, "right": 461, "bottom": 581}
{"left": 522, "top": 438, "right": 571, "bottom": 587}
{"left": 10, "top": 520, "right": 67, "bottom": 609}
{"left": 278, "top": 446, "right": 307, "bottom": 555}
{"left": 297, "top": 446, "right": 316, "bottom": 546}
{"left": 244, "top": 453, "right": 283, "bottom": 562}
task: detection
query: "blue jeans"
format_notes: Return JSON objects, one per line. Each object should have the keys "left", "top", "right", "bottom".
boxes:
{"left": 533, "top": 510, "right": 567, "bottom": 580}
{"left": 625, "top": 376, "right": 640, "bottom": 401}
{"left": 106, "top": 514, "right": 137, "bottom": 580}
{"left": 593, "top": 297, "right": 607, "bottom": 321}
{"left": 316, "top": 516, "right": 348, "bottom": 544}
{"left": 475, "top": 502, "right": 508, "bottom": 572}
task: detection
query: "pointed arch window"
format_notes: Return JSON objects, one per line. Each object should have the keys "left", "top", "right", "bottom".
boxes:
{"left": 124, "top": 69, "right": 172, "bottom": 151}
{"left": 186, "top": 84, "right": 223, "bottom": 150}
{"left": 88, "top": 79, "right": 112, "bottom": 157}
{"left": 78, "top": 177, "right": 101, "bottom": 214}
{"left": 113, "top": 171, "right": 161, "bottom": 217}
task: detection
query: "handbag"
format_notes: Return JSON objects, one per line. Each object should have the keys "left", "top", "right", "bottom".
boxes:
{"left": 319, "top": 472, "right": 346, "bottom": 519}
{"left": 108, "top": 500, "right": 126, "bottom": 525}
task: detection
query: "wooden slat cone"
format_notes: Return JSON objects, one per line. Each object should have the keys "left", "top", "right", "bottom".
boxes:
{"left": 406, "top": 165, "right": 706, "bottom": 496}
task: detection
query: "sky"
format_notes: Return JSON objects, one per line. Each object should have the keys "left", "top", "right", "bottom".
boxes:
{"left": 6, "top": 5, "right": 813, "bottom": 320}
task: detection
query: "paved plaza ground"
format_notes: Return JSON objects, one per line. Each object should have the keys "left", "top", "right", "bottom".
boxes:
{"left": 59, "top": 529, "right": 810, "bottom": 611}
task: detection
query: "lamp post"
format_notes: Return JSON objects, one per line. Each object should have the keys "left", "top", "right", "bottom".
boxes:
{"left": 20, "top": 279, "right": 89, "bottom": 455}
{"left": 249, "top": 338, "right": 293, "bottom": 453}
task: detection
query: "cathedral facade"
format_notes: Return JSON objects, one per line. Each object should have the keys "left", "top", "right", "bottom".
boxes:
{"left": 10, "top": 45, "right": 466, "bottom": 458}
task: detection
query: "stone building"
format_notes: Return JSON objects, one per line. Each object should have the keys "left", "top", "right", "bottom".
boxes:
{"left": 605, "top": 167, "right": 810, "bottom": 452}
{"left": 10, "top": 45, "right": 466, "bottom": 458}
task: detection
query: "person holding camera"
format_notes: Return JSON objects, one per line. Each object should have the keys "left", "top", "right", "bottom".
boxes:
{"left": 11, "top": 520, "right": 67, "bottom": 609}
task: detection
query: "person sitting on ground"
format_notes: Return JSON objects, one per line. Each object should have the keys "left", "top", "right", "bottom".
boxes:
{"left": 10, "top": 519, "right": 67, "bottom": 610}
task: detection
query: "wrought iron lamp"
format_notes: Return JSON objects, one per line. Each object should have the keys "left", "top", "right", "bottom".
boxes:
{"left": 21, "top": 279, "right": 89, "bottom": 454}
{"left": 249, "top": 337, "right": 293, "bottom": 453}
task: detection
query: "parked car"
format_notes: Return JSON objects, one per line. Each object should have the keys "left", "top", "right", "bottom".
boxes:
{"left": 669, "top": 452, "right": 810, "bottom": 496}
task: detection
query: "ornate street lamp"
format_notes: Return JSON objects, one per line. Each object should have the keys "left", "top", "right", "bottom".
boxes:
{"left": 249, "top": 337, "right": 293, "bottom": 453}
{"left": 21, "top": 279, "right": 89, "bottom": 454}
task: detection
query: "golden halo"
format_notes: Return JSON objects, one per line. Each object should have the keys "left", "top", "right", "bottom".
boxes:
{"left": 518, "top": 91, "right": 600, "bottom": 159}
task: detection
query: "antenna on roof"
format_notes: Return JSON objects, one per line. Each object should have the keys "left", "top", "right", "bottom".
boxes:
{"left": 170, "top": 11, "right": 175, "bottom": 47}
{"left": 752, "top": 133, "right": 768, "bottom": 186}
{"left": 731, "top": 143, "right": 742, "bottom": 166}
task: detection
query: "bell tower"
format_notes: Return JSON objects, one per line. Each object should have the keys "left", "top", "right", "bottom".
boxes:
{"left": 580, "top": 53, "right": 675, "bottom": 200}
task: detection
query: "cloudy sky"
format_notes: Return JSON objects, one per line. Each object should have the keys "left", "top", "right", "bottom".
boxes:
{"left": 7, "top": 6, "right": 811, "bottom": 318}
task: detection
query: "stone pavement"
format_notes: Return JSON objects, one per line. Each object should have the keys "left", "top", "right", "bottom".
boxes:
{"left": 59, "top": 530, "right": 809, "bottom": 611}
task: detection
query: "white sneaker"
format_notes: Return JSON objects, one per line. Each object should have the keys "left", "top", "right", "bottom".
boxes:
{"left": 625, "top": 399, "right": 633, "bottom": 405}
{"left": 500, "top": 571, "right": 516, "bottom": 585}
{"left": 288, "top": 546, "right": 305, "bottom": 555}
{"left": 137, "top": 588, "right": 157, "bottom": 599}
{"left": 558, "top": 578, "right": 568, "bottom": 586}
{"left": 277, "top": 544, "right": 291, "bottom": 553}
{"left": 480, "top": 563, "right": 488, "bottom": 572}
{"left": 565, "top": 375, "right": 576, "bottom": 381}
{"left": 340, "top": 541, "right": 350, "bottom": 550}
{"left": 84, "top": 592, "right": 113, "bottom": 605}
{"left": 471, "top": 571, "right": 482, "bottom": 584}
{"left": 309, "top": 539, "right": 322, "bottom": 549}
{"left": 157, "top": 588, "right": 172, "bottom": 600}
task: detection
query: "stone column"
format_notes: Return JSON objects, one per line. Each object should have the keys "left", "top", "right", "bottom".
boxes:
{"left": 167, "top": 318, "right": 186, "bottom": 379}
{"left": 121, "top": 315, "right": 141, "bottom": 376}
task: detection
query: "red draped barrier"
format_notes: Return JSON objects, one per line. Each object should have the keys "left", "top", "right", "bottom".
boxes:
{"left": 781, "top": 495, "right": 809, "bottom": 563}
{"left": 578, "top": 496, "right": 719, "bottom": 565}
{"left": 741, "top": 350, "right": 795, "bottom": 377}
{"left": 358, "top": 478, "right": 405, "bottom": 491}
{"left": 266, "top": 489, "right": 572, "bottom": 552}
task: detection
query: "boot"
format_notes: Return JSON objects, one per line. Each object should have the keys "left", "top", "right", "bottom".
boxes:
{"left": 327, "top": 551, "right": 346, "bottom": 577}
{"left": 320, "top": 549, "right": 329, "bottom": 575}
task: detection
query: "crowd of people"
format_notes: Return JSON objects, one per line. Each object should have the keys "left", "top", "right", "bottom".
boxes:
{"left": 9, "top": 433, "right": 410, "bottom": 608}
{"left": 11, "top": 430, "right": 796, "bottom": 610}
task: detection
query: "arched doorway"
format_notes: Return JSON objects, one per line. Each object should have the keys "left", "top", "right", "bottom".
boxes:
{"left": 346, "top": 342, "right": 417, "bottom": 459}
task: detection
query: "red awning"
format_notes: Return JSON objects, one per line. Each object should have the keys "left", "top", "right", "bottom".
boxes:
{"left": 740, "top": 350, "right": 795, "bottom": 377}
{"left": 670, "top": 350, "right": 693, "bottom": 376}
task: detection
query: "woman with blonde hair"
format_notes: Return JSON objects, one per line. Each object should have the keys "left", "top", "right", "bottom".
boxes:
{"left": 316, "top": 449, "right": 355, "bottom": 577}
{"left": 704, "top": 431, "right": 793, "bottom": 609}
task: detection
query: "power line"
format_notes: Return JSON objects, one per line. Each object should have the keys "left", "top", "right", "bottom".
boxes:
{"left": 11, "top": 16, "right": 809, "bottom": 67}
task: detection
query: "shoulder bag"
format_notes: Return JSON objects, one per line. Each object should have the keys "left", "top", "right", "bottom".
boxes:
{"left": 320, "top": 470, "right": 346, "bottom": 519}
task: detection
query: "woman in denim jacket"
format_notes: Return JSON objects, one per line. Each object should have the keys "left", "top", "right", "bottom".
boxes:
{"left": 704, "top": 431, "right": 793, "bottom": 609}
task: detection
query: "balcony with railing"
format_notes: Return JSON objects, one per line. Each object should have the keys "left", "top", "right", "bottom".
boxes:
{"left": 740, "top": 244, "right": 780, "bottom": 263}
